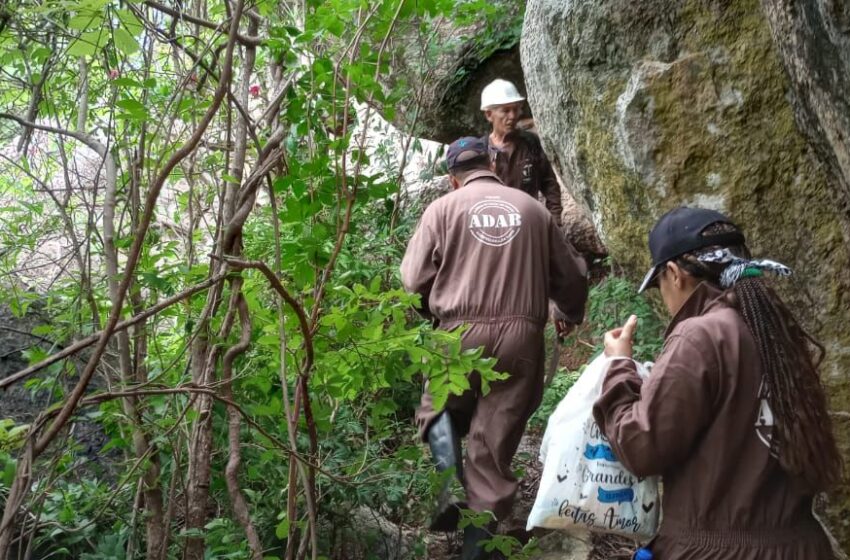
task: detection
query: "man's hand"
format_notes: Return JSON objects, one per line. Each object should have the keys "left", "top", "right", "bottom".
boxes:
{"left": 550, "top": 302, "right": 575, "bottom": 340}
{"left": 604, "top": 314, "right": 638, "bottom": 358}
{"left": 554, "top": 319, "right": 575, "bottom": 340}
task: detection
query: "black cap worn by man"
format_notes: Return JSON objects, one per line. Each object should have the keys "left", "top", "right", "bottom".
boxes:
{"left": 638, "top": 207, "right": 745, "bottom": 293}
{"left": 446, "top": 136, "right": 489, "bottom": 171}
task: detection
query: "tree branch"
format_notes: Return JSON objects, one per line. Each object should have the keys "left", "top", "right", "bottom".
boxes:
{"left": 143, "top": 0, "right": 263, "bottom": 47}
{"left": 217, "top": 256, "right": 313, "bottom": 374}
{"left": 0, "top": 112, "right": 105, "bottom": 155}
{"left": 46, "top": 385, "right": 348, "bottom": 482}
{"left": 222, "top": 292, "right": 263, "bottom": 559}
{"left": 30, "top": 0, "right": 247, "bottom": 456}
{"left": 0, "top": 272, "right": 227, "bottom": 391}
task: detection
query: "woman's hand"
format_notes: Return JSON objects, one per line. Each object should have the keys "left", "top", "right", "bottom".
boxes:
{"left": 604, "top": 315, "right": 638, "bottom": 358}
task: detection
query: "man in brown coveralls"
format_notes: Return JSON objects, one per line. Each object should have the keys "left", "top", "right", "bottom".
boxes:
{"left": 401, "top": 137, "right": 588, "bottom": 558}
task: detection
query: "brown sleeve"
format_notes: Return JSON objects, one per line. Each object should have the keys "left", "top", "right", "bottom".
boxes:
{"left": 548, "top": 221, "right": 588, "bottom": 324}
{"left": 400, "top": 210, "right": 441, "bottom": 320}
{"left": 592, "top": 334, "right": 718, "bottom": 477}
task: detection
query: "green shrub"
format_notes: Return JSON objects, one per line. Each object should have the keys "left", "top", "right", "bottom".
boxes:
{"left": 530, "top": 271, "right": 667, "bottom": 430}
{"left": 583, "top": 273, "right": 666, "bottom": 363}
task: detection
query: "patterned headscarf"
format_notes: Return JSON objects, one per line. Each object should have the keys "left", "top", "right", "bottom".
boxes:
{"left": 696, "top": 248, "right": 792, "bottom": 288}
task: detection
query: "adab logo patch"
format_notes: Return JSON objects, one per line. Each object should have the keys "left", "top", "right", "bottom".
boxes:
{"left": 467, "top": 197, "right": 523, "bottom": 247}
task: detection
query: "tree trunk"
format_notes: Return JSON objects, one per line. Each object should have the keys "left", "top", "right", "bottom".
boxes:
{"left": 183, "top": 13, "right": 256, "bottom": 557}
{"left": 183, "top": 336, "right": 220, "bottom": 560}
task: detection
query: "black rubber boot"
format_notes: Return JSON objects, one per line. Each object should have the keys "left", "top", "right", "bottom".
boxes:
{"left": 461, "top": 523, "right": 492, "bottom": 560}
{"left": 427, "top": 411, "right": 465, "bottom": 531}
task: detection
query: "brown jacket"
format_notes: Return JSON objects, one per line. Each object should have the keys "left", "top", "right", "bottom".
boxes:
{"left": 400, "top": 170, "right": 586, "bottom": 326}
{"left": 593, "top": 283, "right": 835, "bottom": 559}
{"left": 482, "top": 130, "right": 564, "bottom": 226}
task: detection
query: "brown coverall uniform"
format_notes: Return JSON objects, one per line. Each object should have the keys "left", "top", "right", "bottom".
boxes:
{"left": 482, "top": 130, "right": 563, "bottom": 226}
{"left": 401, "top": 170, "right": 587, "bottom": 520}
{"left": 593, "top": 283, "right": 836, "bottom": 559}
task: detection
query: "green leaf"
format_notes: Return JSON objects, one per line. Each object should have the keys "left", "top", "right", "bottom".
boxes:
{"left": 31, "top": 324, "right": 54, "bottom": 336}
{"left": 113, "top": 27, "right": 139, "bottom": 55}
{"left": 116, "top": 99, "right": 144, "bottom": 112}
{"left": 1, "top": 455, "right": 17, "bottom": 486}
{"left": 68, "top": 13, "right": 103, "bottom": 31}
{"left": 177, "top": 528, "right": 205, "bottom": 538}
{"left": 293, "top": 260, "right": 315, "bottom": 287}
{"left": 67, "top": 32, "right": 102, "bottom": 57}
{"left": 250, "top": 397, "right": 281, "bottom": 417}
{"left": 115, "top": 9, "right": 144, "bottom": 35}
{"left": 111, "top": 77, "right": 143, "bottom": 88}
{"left": 140, "top": 270, "right": 172, "bottom": 292}
{"left": 78, "top": 0, "right": 110, "bottom": 10}
{"left": 275, "top": 518, "right": 290, "bottom": 539}
{"left": 115, "top": 98, "right": 148, "bottom": 120}
{"left": 291, "top": 179, "right": 307, "bottom": 198}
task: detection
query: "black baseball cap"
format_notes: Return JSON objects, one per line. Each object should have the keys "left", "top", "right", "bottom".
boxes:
{"left": 638, "top": 207, "right": 745, "bottom": 293}
{"left": 446, "top": 136, "right": 488, "bottom": 171}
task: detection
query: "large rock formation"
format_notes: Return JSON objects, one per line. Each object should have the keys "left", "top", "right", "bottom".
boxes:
{"left": 760, "top": 0, "right": 850, "bottom": 233}
{"left": 384, "top": 2, "right": 608, "bottom": 256}
{"left": 521, "top": 0, "right": 850, "bottom": 548}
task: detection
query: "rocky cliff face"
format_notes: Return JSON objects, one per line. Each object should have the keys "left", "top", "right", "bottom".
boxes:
{"left": 760, "top": 0, "right": 850, "bottom": 235}
{"left": 521, "top": 0, "right": 850, "bottom": 548}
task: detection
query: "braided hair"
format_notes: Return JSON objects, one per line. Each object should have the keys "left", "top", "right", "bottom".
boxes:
{"left": 673, "top": 223, "right": 842, "bottom": 491}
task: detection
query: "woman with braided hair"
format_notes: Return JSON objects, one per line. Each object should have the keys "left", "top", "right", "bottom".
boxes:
{"left": 593, "top": 207, "right": 842, "bottom": 559}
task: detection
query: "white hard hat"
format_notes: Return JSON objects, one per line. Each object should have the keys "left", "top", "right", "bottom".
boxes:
{"left": 480, "top": 79, "right": 525, "bottom": 110}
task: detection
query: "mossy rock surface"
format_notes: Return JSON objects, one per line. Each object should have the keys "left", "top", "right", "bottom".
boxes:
{"left": 522, "top": 0, "right": 850, "bottom": 548}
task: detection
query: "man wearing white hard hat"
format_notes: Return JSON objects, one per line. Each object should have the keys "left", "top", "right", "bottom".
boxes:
{"left": 479, "top": 79, "right": 563, "bottom": 226}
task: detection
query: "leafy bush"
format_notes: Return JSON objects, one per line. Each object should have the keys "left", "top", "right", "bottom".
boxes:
{"left": 530, "top": 272, "right": 667, "bottom": 430}
{"left": 583, "top": 273, "right": 666, "bottom": 363}
{"left": 529, "top": 368, "right": 581, "bottom": 430}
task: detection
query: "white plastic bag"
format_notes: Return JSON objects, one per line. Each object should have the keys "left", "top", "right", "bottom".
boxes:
{"left": 526, "top": 353, "right": 659, "bottom": 539}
